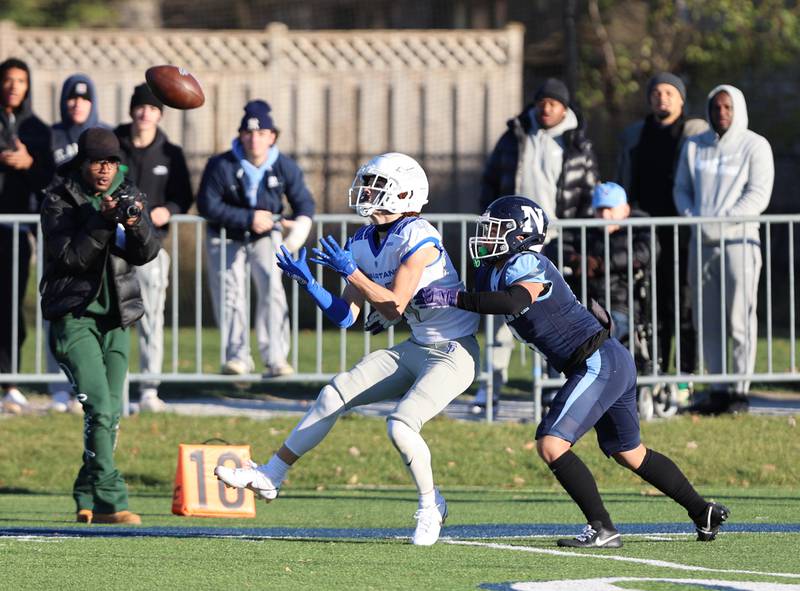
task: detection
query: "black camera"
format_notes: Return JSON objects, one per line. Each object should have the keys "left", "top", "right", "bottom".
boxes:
{"left": 114, "top": 194, "right": 142, "bottom": 222}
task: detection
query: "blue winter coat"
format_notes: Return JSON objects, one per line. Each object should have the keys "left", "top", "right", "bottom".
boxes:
{"left": 197, "top": 149, "right": 315, "bottom": 242}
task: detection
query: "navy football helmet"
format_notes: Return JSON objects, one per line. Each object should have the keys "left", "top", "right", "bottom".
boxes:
{"left": 469, "top": 195, "right": 549, "bottom": 264}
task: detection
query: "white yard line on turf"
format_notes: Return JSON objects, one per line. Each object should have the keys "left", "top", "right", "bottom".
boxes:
{"left": 445, "top": 540, "right": 800, "bottom": 580}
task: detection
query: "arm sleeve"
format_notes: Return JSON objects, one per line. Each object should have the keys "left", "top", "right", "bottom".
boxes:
{"left": 305, "top": 278, "right": 355, "bottom": 328}
{"left": 456, "top": 284, "right": 532, "bottom": 315}
{"left": 196, "top": 157, "right": 254, "bottom": 230}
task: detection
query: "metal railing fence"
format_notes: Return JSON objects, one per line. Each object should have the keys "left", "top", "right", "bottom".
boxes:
{"left": 3, "top": 213, "right": 799, "bottom": 421}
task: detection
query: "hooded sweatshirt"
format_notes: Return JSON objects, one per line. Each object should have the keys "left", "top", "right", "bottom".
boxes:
{"left": 114, "top": 122, "right": 193, "bottom": 240}
{"left": 673, "top": 84, "right": 774, "bottom": 243}
{"left": 51, "top": 73, "right": 108, "bottom": 167}
{"left": 0, "top": 58, "right": 55, "bottom": 214}
{"left": 519, "top": 106, "right": 579, "bottom": 226}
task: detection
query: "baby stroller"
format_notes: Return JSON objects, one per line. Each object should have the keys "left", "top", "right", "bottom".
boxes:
{"left": 619, "top": 269, "right": 680, "bottom": 421}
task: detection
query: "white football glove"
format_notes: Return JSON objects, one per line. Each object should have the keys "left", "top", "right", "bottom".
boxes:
{"left": 364, "top": 309, "right": 401, "bottom": 335}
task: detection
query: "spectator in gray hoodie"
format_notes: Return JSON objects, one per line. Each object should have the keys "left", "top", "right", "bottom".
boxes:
{"left": 674, "top": 84, "right": 774, "bottom": 415}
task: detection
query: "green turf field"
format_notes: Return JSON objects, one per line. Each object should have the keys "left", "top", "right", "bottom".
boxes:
{"left": 1, "top": 413, "right": 799, "bottom": 590}
{"left": 1, "top": 489, "right": 799, "bottom": 591}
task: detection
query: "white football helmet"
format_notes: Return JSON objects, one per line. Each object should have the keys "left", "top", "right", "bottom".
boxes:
{"left": 348, "top": 152, "right": 429, "bottom": 217}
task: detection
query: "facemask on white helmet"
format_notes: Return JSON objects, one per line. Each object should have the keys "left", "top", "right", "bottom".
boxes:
{"left": 348, "top": 152, "right": 429, "bottom": 217}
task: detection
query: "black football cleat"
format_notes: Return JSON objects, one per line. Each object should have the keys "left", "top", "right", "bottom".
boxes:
{"left": 694, "top": 502, "right": 730, "bottom": 541}
{"left": 557, "top": 523, "right": 622, "bottom": 548}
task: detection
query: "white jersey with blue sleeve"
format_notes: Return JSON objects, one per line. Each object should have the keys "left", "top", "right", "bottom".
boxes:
{"left": 350, "top": 217, "right": 479, "bottom": 344}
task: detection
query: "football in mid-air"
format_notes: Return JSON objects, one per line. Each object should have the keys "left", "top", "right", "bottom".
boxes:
{"left": 145, "top": 65, "right": 205, "bottom": 110}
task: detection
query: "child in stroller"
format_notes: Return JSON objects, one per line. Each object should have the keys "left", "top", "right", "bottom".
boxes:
{"left": 558, "top": 182, "right": 678, "bottom": 419}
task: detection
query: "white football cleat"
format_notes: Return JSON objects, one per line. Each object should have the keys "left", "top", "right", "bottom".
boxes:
{"left": 214, "top": 460, "right": 279, "bottom": 502}
{"left": 411, "top": 488, "right": 448, "bottom": 546}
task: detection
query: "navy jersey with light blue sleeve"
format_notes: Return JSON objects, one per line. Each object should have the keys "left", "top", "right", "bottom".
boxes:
{"left": 480, "top": 251, "right": 602, "bottom": 373}
{"left": 478, "top": 251, "right": 641, "bottom": 455}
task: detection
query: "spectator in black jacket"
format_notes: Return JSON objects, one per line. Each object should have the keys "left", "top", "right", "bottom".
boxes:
{"left": 562, "top": 182, "right": 657, "bottom": 343}
{"left": 0, "top": 58, "right": 55, "bottom": 412}
{"left": 481, "top": 78, "right": 598, "bottom": 223}
{"left": 616, "top": 73, "right": 707, "bottom": 384}
{"left": 48, "top": 73, "right": 110, "bottom": 413}
{"left": 476, "top": 78, "right": 599, "bottom": 413}
{"left": 115, "top": 83, "right": 193, "bottom": 412}
{"left": 40, "top": 127, "right": 160, "bottom": 524}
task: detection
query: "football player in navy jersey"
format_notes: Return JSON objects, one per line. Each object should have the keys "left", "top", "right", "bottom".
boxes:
{"left": 415, "top": 195, "right": 728, "bottom": 548}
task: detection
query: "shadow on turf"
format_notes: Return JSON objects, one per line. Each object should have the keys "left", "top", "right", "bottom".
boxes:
{"left": 0, "top": 487, "right": 40, "bottom": 495}
{"left": 125, "top": 473, "right": 171, "bottom": 487}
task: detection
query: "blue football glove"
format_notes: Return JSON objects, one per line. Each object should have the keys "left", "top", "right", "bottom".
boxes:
{"left": 276, "top": 245, "right": 314, "bottom": 286}
{"left": 310, "top": 235, "right": 358, "bottom": 278}
{"left": 413, "top": 286, "right": 460, "bottom": 309}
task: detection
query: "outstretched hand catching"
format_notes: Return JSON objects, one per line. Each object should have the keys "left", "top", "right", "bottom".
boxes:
{"left": 309, "top": 235, "right": 358, "bottom": 278}
{"left": 276, "top": 245, "right": 314, "bottom": 287}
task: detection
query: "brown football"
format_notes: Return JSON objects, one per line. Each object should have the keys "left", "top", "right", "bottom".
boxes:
{"left": 145, "top": 65, "right": 205, "bottom": 110}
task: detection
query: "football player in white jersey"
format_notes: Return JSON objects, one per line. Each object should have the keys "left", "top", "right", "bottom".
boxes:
{"left": 215, "top": 152, "right": 480, "bottom": 546}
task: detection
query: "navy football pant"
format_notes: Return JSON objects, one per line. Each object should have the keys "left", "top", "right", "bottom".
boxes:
{"left": 536, "top": 338, "right": 640, "bottom": 456}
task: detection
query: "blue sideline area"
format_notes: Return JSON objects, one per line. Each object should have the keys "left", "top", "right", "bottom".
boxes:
{"left": 1, "top": 522, "right": 799, "bottom": 541}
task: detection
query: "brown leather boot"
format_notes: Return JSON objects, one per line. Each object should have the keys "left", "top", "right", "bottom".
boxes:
{"left": 92, "top": 511, "right": 142, "bottom": 525}
{"left": 76, "top": 509, "right": 93, "bottom": 524}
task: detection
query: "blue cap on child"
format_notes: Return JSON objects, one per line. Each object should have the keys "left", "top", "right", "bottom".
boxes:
{"left": 592, "top": 182, "right": 628, "bottom": 209}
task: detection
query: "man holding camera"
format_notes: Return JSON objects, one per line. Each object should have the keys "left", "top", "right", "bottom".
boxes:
{"left": 40, "top": 127, "right": 160, "bottom": 525}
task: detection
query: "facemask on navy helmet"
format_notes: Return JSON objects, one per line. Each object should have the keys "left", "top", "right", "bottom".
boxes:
{"left": 469, "top": 195, "right": 548, "bottom": 265}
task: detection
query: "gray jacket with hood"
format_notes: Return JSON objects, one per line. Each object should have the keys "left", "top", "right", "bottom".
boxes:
{"left": 673, "top": 84, "right": 774, "bottom": 243}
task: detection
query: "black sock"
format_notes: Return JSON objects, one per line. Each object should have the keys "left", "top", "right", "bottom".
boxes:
{"left": 549, "top": 450, "right": 614, "bottom": 530}
{"left": 634, "top": 448, "right": 707, "bottom": 520}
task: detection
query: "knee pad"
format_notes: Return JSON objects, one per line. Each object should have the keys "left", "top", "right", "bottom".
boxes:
{"left": 387, "top": 419, "right": 427, "bottom": 463}
{"left": 312, "top": 384, "right": 346, "bottom": 418}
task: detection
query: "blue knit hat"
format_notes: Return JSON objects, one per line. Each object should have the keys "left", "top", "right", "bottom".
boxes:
{"left": 239, "top": 100, "right": 276, "bottom": 132}
{"left": 592, "top": 182, "right": 627, "bottom": 209}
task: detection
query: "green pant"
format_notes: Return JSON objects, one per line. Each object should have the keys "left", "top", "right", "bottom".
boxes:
{"left": 50, "top": 315, "right": 130, "bottom": 514}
